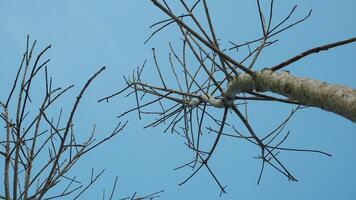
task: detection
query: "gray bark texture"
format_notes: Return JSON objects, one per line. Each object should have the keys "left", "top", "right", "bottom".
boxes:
{"left": 227, "top": 69, "right": 356, "bottom": 122}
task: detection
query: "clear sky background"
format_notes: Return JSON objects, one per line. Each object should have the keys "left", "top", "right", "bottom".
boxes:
{"left": 0, "top": 0, "right": 355, "bottom": 199}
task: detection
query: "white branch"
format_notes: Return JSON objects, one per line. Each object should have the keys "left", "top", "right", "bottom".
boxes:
{"left": 188, "top": 94, "right": 224, "bottom": 108}
{"left": 226, "top": 69, "right": 356, "bottom": 122}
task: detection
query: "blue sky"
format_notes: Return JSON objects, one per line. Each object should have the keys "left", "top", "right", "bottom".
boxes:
{"left": 0, "top": 0, "right": 355, "bottom": 199}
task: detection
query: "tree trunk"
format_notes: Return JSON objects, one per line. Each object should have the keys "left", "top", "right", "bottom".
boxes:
{"left": 226, "top": 69, "right": 356, "bottom": 122}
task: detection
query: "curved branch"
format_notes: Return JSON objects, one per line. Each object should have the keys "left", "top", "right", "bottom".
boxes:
{"left": 228, "top": 69, "right": 356, "bottom": 122}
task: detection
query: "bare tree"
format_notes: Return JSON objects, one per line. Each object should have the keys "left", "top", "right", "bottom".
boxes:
{"left": 0, "top": 36, "right": 164, "bottom": 200}
{"left": 100, "top": 0, "right": 356, "bottom": 195}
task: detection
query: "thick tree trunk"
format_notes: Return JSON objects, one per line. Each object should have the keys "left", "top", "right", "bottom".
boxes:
{"left": 226, "top": 69, "right": 356, "bottom": 122}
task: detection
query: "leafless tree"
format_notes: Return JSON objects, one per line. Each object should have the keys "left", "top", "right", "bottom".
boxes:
{"left": 100, "top": 0, "right": 356, "bottom": 195}
{"left": 0, "top": 36, "right": 163, "bottom": 200}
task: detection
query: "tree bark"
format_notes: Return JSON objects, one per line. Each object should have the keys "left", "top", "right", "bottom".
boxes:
{"left": 226, "top": 69, "right": 356, "bottom": 122}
